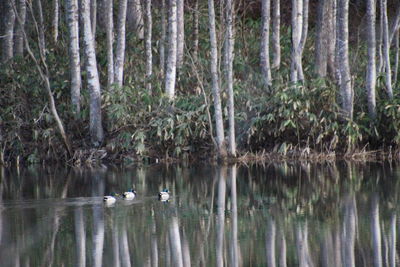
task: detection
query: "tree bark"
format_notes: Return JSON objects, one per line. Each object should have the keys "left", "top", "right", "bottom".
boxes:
{"left": 366, "top": 0, "right": 377, "bottom": 119}
{"left": 315, "top": 0, "right": 328, "bottom": 77}
{"left": 208, "top": 0, "right": 227, "bottom": 158}
{"left": 271, "top": 0, "right": 280, "bottom": 69}
{"left": 394, "top": 30, "right": 399, "bottom": 86}
{"left": 160, "top": 0, "right": 166, "bottom": 76}
{"left": 128, "top": 0, "right": 144, "bottom": 39}
{"left": 114, "top": 0, "right": 128, "bottom": 87}
{"left": 52, "top": 0, "right": 59, "bottom": 42}
{"left": 165, "top": 0, "right": 178, "bottom": 100}
{"left": 327, "top": 0, "right": 336, "bottom": 78}
{"left": 381, "top": 0, "right": 393, "bottom": 98}
{"left": 176, "top": 0, "right": 185, "bottom": 70}
{"left": 2, "top": 0, "right": 16, "bottom": 63}
{"left": 14, "top": 0, "right": 26, "bottom": 56}
{"left": 338, "top": 0, "right": 353, "bottom": 119}
{"left": 298, "top": 0, "right": 309, "bottom": 81}
{"left": 91, "top": 0, "right": 97, "bottom": 40}
{"left": 389, "top": 5, "right": 400, "bottom": 45}
{"left": 260, "top": 0, "right": 272, "bottom": 86}
{"left": 82, "top": 0, "right": 104, "bottom": 144}
{"left": 290, "top": 0, "right": 302, "bottom": 83}
{"left": 225, "top": 0, "right": 236, "bottom": 156}
{"left": 144, "top": 0, "right": 153, "bottom": 93}
{"left": 66, "top": 0, "right": 82, "bottom": 115}
{"left": 106, "top": 0, "right": 114, "bottom": 89}
{"left": 193, "top": 0, "right": 199, "bottom": 62}
{"left": 35, "top": 0, "right": 46, "bottom": 56}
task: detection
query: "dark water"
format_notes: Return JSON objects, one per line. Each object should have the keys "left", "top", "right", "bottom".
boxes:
{"left": 0, "top": 162, "right": 399, "bottom": 266}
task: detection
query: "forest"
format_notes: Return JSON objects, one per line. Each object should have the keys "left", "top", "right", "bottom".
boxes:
{"left": 1, "top": 0, "right": 400, "bottom": 165}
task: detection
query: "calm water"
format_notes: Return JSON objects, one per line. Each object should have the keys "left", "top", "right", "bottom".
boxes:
{"left": 0, "top": 162, "right": 399, "bottom": 266}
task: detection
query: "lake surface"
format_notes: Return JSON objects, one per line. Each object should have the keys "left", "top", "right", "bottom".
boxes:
{"left": 0, "top": 161, "right": 399, "bottom": 266}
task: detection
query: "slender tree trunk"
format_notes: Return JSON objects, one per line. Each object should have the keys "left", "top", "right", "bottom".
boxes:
{"left": 160, "top": 0, "right": 166, "bottom": 76}
{"left": 279, "top": 229, "right": 287, "bottom": 267}
{"left": 298, "top": 0, "right": 309, "bottom": 81}
{"left": 381, "top": 0, "right": 393, "bottom": 98}
{"left": 338, "top": 0, "right": 353, "bottom": 119}
{"left": 106, "top": 0, "right": 114, "bottom": 89}
{"left": 2, "top": 0, "right": 16, "bottom": 63}
{"left": 271, "top": 0, "right": 280, "bottom": 69}
{"left": 290, "top": 0, "right": 302, "bottom": 83}
{"left": 114, "top": 0, "right": 128, "bottom": 87}
{"left": 66, "top": 0, "right": 82, "bottom": 115}
{"left": 176, "top": 0, "right": 185, "bottom": 70}
{"left": 260, "top": 0, "right": 272, "bottom": 86}
{"left": 389, "top": 5, "right": 400, "bottom": 45}
{"left": 366, "top": 0, "right": 377, "bottom": 119}
{"left": 225, "top": 0, "right": 236, "bottom": 157}
{"left": 14, "top": 0, "right": 26, "bottom": 56}
{"left": 165, "top": 0, "right": 178, "bottom": 100}
{"left": 230, "top": 165, "right": 239, "bottom": 267}
{"left": 343, "top": 196, "right": 356, "bottom": 267}
{"left": 315, "top": 0, "right": 328, "bottom": 77}
{"left": 266, "top": 218, "right": 276, "bottom": 267}
{"left": 216, "top": 167, "right": 226, "bottom": 267}
{"left": 91, "top": 0, "right": 97, "bottom": 39}
{"left": 74, "top": 207, "right": 86, "bottom": 267}
{"left": 371, "top": 195, "right": 382, "bottom": 267}
{"left": 82, "top": 0, "right": 104, "bottom": 144}
{"left": 327, "top": 0, "right": 336, "bottom": 78}
{"left": 144, "top": 0, "right": 153, "bottom": 93}
{"left": 377, "top": 1, "right": 384, "bottom": 73}
{"left": 35, "top": 0, "right": 46, "bottom": 56}
{"left": 193, "top": 0, "right": 199, "bottom": 62}
{"left": 208, "top": 0, "right": 227, "bottom": 158}
{"left": 52, "top": 0, "right": 59, "bottom": 42}
{"left": 129, "top": 0, "right": 144, "bottom": 39}
{"left": 394, "top": 30, "right": 399, "bottom": 86}
{"left": 169, "top": 217, "right": 183, "bottom": 267}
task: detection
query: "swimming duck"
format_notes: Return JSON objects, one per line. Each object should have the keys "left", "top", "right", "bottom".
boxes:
{"left": 122, "top": 189, "right": 137, "bottom": 200}
{"left": 103, "top": 193, "right": 119, "bottom": 204}
{"left": 158, "top": 189, "right": 170, "bottom": 201}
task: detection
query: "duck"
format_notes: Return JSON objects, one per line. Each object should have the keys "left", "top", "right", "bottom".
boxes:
{"left": 158, "top": 189, "right": 170, "bottom": 201}
{"left": 122, "top": 189, "right": 137, "bottom": 200}
{"left": 103, "top": 193, "right": 119, "bottom": 204}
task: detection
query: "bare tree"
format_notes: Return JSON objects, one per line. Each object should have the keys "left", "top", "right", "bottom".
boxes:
{"left": 14, "top": 0, "right": 26, "bottom": 56}
{"left": 176, "top": 0, "right": 185, "bottom": 70}
{"left": 2, "top": 0, "right": 16, "bottom": 63}
{"left": 159, "top": 0, "right": 166, "bottom": 76}
{"left": 366, "top": 0, "right": 377, "bottom": 119}
{"left": 389, "top": 5, "right": 400, "bottom": 44}
{"left": 165, "top": 0, "right": 178, "bottom": 100}
{"left": 337, "top": 0, "right": 353, "bottom": 119}
{"left": 327, "top": 0, "right": 336, "bottom": 78}
{"left": 315, "top": 0, "right": 329, "bottom": 77}
{"left": 193, "top": 0, "right": 199, "bottom": 62}
{"left": 82, "top": 0, "right": 104, "bottom": 144}
{"left": 106, "top": 0, "right": 114, "bottom": 89}
{"left": 144, "top": 0, "right": 153, "bottom": 93}
{"left": 381, "top": 0, "right": 393, "bottom": 98}
{"left": 114, "top": 0, "right": 128, "bottom": 87}
{"left": 271, "top": 0, "right": 280, "bottom": 69}
{"left": 52, "top": 0, "right": 59, "bottom": 42}
{"left": 208, "top": 0, "right": 227, "bottom": 158}
{"left": 260, "top": 0, "right": 272, "bottom": 86}
{"left": 66, "top": 0, "right": 82, "bottom": 115}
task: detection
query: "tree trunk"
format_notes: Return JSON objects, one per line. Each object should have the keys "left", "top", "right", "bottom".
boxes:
{"left": 315, "top": 0, "right": 328, "bottom": 77}
{"left": 394, "top": 30, "right": 399, "bottom": 86}
{"left": 2, "top": 0, "right": 15, "bottom": 63}
{"left": 128, "top": 0, "right": 144, "bottom": 39}
{"left": 144, "top": 0, "right": 153, "bottom": 93}
{"left": 260, "top": 0, "right": 272, "bottom": 86}
{"left": 159, "top": 0, "right": 166, "bottom": 76}
{"left": 216, "top": 167, "right": 226, "bottom": 267}
{"left": 389, "top": 5, "right": 400, "bottom": 45}
{"left": 82, "top": 0, "right": 104, "bottom": 145}
{"left": 298, "top": 0, "right": 309, "bottom": 81}
{"left": 343, "top": 196, "right": 356, "bottom": 267}
{"left": 14, "top": 0, "right": 26, "bottom": 56}
{"left": 381, "top": 0, "right": 393, "bottom": 98}
{"left": 35, "top": 0, "right": 46, "bottom": 56}
{"left": 225, "top": 0, "right": 236, "bottom": 156}
{"left": 169, "top": 217, "right": 183, "bottom": 267}
{"left": 290, "top": 0, "right": 302, "bottom": 83}
{"left": 52, "top": 0, "right": 59, "bottom": 42}
{"left": 266, "top": 218, "right": 276, "bottom": 267}
{"left": 230, "top": 165, "right": 238, "bottom": 267}
{"left": 371, "top": 195, "right": 382, "bottom": 267}
{"left": 279, "top": 230, "right": 287, "bottom": 267}
{"left": 91, "top": 0, "right": 97, "bottom": 40}
{"left": 165, "top": 0, "right": 178, "bottom": 100}
{"left": 66, "top": 0, "right": 82, "bottom": 115}
{"left": 327, "top": 0, "right": 336, "bottom": 78}
{"left": 193, "top": 0, "right": 199, "bottom": 62}
{"left": 377, "top": 1, "right": 384, "bottom": 73}
{"left": 176, "top": 0, "right": 185, "bottom": 70}
{"left": 106, "top": 0, "right": 114, "bottom": 89}
{"left": 366, "top": 0, "right": 377, "bottom": 119}
{"left": 271, "top": 0, "right": 280, "bottom": 69}
{"left": 338, "top": 0, "right": 353, "bottom": 119}
{"left": 208, "top": 0, "right": 227, "bottom": 158}
{"left": 114, "top": 0, "right": 128, "bottom": 87}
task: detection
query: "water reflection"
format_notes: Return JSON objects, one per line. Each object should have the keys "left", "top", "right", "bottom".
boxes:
{"left": 0, "top": 162, "right": 399, "bottom": 266}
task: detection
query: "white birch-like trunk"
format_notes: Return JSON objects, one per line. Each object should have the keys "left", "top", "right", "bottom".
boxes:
{"left": 394, "top": 31, "right": 399, "bottom": 86}
{"left": 271, "top": 0, "right": 280, "bottom": 69}
{"left": 52, "top": 0, "right": 59, "bottom": 42}
{"left": 389, "top": 6, "right": 400, "bottom": 45}
{"left": 159, "top": 0, "right": 166, "bottom": 76}
{"left": 82, "top": 0, "right": 104, "bottom": 144}
{"left": 36, "top": 0, "right": 46, "bottom": 56}
{"left": 165, "top": 0, "right": 178, "bottom": 100}
{"left": 129, "top": 0, "right": 144, "bottom": 39}
{"left": 2, "top": 0, "right": 15, "bottom": 63}
{"left": 169, "top": 217, "right": 183, "bottom": 267}
{"left": 327, "top": 0, "right": 336, "bottom": 78}
{"left": 106, "top": 0, "right": 114, "bottom": 89}
{"left": 74, "top": 207, "right": 86, "bottom": 267}
{"left": 260, "top": 0, "right": 272, "bottom": 86}
{"left": 14, "top": 0, "right": 26, "bottom": 56}
{"left": 66, "top": 0, "right": 82, "bottom": 115}
{"left": 298, "top": 0, "right": 309, "bottom": 81}
{"left": 338, "top": 0, "right": 353, "bottom": 119}
{"left": 366, "top": 0, "right": 377, "bottom": 119}
{"left": 208, "top": 0, "right": 227, "bottom": 158}
{"left": 371, "top": 195, "right": 382, "bottom": 267}
{"left": 193, "top": 0, "right": 199, "bottom": 62}
{"left": 381, "top": 0, "right": 393, "bottom": 98}
{"left": 377, "top": 2, "right": 384, "bottom": 73}
{"left": 315, "top": 0, "right": 328, "bottom": 77}
{"left": 91, "top": 0, "right": 97, "bottom": 39}
{"left": 114, "top": 0, "right": 128, "bottom": 87}
{"left": 176, "top": 0, "right": 185, "bottom": 70}
{"left": 290, "top": 0, "right": 302, "bottom": 83}
{"left": 225, "top": 0, "right": 236, "bottom": 156}
{"left": 145, "top": 0, "right": 153, "bottom": 93}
